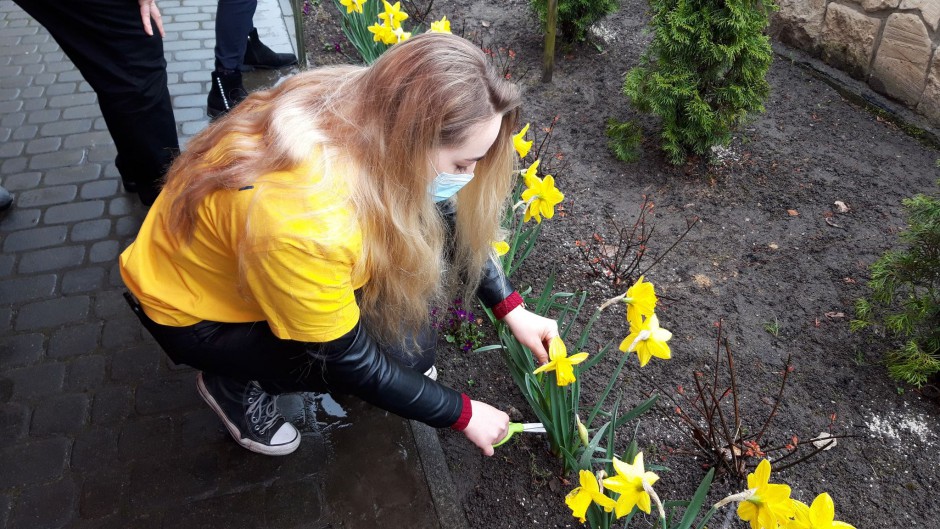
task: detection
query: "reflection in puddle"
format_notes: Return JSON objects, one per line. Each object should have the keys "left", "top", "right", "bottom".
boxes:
{"left": 279, "top": 392, "right": 353, "bottom": 434}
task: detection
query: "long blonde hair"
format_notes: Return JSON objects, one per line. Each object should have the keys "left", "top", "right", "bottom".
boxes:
{"left": 161, "top": 33, "right": 521, "bottom": 344}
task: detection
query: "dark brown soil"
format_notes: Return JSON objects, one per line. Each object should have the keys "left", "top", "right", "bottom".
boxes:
{"left": 303, "top": 2, "right": 940, "bottom": 527}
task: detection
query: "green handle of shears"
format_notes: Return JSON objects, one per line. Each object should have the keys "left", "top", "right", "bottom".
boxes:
{"left": 493, "top": 422, "right": 524, "bottom": 448}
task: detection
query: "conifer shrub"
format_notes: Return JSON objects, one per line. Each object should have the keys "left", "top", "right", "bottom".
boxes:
{"left": 852, "top": 191, "right": 940, "bottom": 388}
{"left": 624, "top": 0, "right": 776, "bottom": 164}
{"left": 531, "top": 0, "right": 619, "bottom": 42}
{"left": 605, "top": 118, "right": 643, "bottom": 163}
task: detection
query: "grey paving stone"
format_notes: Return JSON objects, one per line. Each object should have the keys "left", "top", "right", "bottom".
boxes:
{"left": 15, "top": 295, "right": 90, "bottom": 331}
{"left": 55, "top": 69, "right": 84, "bottom": 82}
{"left": 31, "top": 393, "right": 90, "bottom": 434}
{"left": 0, "top": 139, "right": 23, "bottom": 157}
{"left": 48, "top": 92, "right": 97, "bottom": 108}
{"left": 107, "top": 260, "right": 126, "bottom": 287}
{"left": 173, "top": 93, "right": 209, "bottom": 108}
{"left": 89, "top": 240, "right": 120, "bottom": 263}
{"left": 0, "top": 494, "right": 7, "bottom": 529}
{"left": 48, "top": 322, "right": 102, "bottom": 359}
{"left": 160, "top": 487, "right": 267, "bottom": 528}
{"left": 1, "top": 153, "right": 27, "bottom": 173}
{"left": 26, "top": 107, "right": 60, "bottom": 124}
{"left": 44, "top": 163, "right": 102, "bottom": 185}
{"left": 0, "top": 98, "right": 23, "bottom": 114}
{"left": 181, "top": 120, "right": 208, "bottom": 136}
{"left": 25, "top": 135, "right": 61, "bottom": 154}
{"left": 0, "top": 73, "right": 31, "bottom": 88}
{"left": 44, "top": 200, "right": 105, "bottom": 224}
{"left": 65, "top": 355, "right": 107, "bottom": 392}
{"left": 135, "top": 375, "right": 202, "bottom": 415}
{"left": 126, "top": 451, "right": 221, "bottom": 511}
{"left": 107, "top": 196, "right": 134, "bottom": 216}
{"left": 80, "top": 179, "right": 118, "bottom": 200}
{"left": 32, "top": 72, "right": 57, "bottom": 85}
{"left": 1, "top": 110, "right": 25, "bottom": 128}
{"left": 0, "top": 125, "right": 10, "bottom": 142}
{"left": 0, "top": 437, "right": 70, "bottom": 488}
{"left": 0, "top": 254, "right": 13, "bottom": 278}
{"left": 0, "top": 274, "right": 57, "bottom": 304}
{"left": 8, "top": 477, "right": 77, "bottom": 529}
{"left": 168, "top": 82, "right": 203, "bottom": 96}
{"left": 93, "top": 290, "right": 129, "bottom": 319}
{"left": 101, "top": 317, "right": 144, "bottom": 349}
{"left": 0, "top": 306, "right": 10, "bottom": 334}
{"left": 86, "top": 144, "right": 115, "bottom": 163}
{"left": 0, "top": 170, "right": 40, "bottom": 190}
{"left": 118, "top": 416, "right": 180, "bottom": 463}
{"left": 0, "top": 86, "right": 20, "bottom": 100}
{"left": 163, "top": 39, "right": 202, "bottom": 51}
{"left": 0, "top": 64, "right": 23, "bottom": 77}
{"left": 20, "top": 85, "right": 44, "bottom": 98}
{"left": 173, "top": 48, "right": 213, "bottom": 62}
{"left": 114, "top": 215, "right": 142, "bottom": 237}
{"left": 0, "top": 402, "right": 29, "bottom": 441}
{"left": 44, "top": 82, "right": 78, "bottom": 97}
{"left": 166, "top": 60, "right": 203, "bottom": 74}
{"left": 18, "top": 245, "right": 86, "bottom": 273}
{"left": 11, "top": 123, "right": 37, "bottom": 140}
{"left": 71, "top": 218, "right": 112, "bottom": 242}
{"left": 70, "top": 425, "right": 119, "bottom": 474}
{"left": 16, "top": 185, "right": 77, "bottom": 207}
{"left": 181, "top": 70, "right": 207, "bottom": 83}
{"left": 90, "top": 385, "right": 134, "bottom": 425}
{"left": 78, "top": 468, "right": 125, "bottom": 520}
{"left": 2, "top": 225, "right": 68, "bottom": 252}
{"left": 264, "top": 476, "right": 327, "bottom": 528}
{"left": 63, "top": 131, "right": 111, "bottom": 149}
{"left": 109, "top": 344, "right": 160, "bottom": 381}
{"left": 62, "top": 103, "right": 103, "bottom": 120}
{"left": 28, "top": 147, "right": 85, "bottom": 169}
{"left": 0, "top": 207, "right": 41, "bottom": 230}
{"left": 38, "top": 119, "right": 93, "bottom": 138}
{"left": 6, "top": 362, "right": 65, "bottom": 400}
{"left": 62, "top": 267, "right": 106, "bottom": 294}
{"left": 0, "top": 332, "right": 44, "bottom": 369}
{"left": 22, "top": 96, "right": 48, "bottom": 111}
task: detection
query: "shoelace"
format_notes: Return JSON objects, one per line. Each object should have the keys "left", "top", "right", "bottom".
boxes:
{"left": 245, "top": 383, "right": 281, "bottom": 435}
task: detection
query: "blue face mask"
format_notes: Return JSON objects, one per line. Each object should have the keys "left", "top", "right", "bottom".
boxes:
{"left": 429, "top": 169, "right": 474, "bottom": 202}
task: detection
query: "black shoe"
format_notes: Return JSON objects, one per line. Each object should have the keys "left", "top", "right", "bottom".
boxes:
{"left": 243, "top": 28, "right": 297, "bottom": 70}
{"left": 196, "top": 372, "right": 300, "bottom": 456}
{"left": 207, "top": 70, "right": 248, "bottom": 119}
{"left": 0, "top": 185, "right": 12, "bottom": 213}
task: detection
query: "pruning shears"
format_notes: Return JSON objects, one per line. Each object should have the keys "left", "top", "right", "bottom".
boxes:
{"left": 493, "top": 422, "right": 547, "bottom": 448}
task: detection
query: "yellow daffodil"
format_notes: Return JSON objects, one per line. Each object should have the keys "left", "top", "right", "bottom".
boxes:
{"left": 368, "top": 22, "right": 395, "bottom": 44}
{"left": 566, "top": 470, "right": 616, "bottom": 523}
{"left": 513, "top": 123, "right": 533, "bottom": 158}
{"left": 520, "top": 162, "right": 564, "bottom": 224}
{"left": 618, "top": 313, "right": 671, "bottom": 367}
{"left": 429, "top": 16, "right": 451, "bottom": 33}
{"left": 789, "top": 494, "right": 855, "bottom": 529}
{"left": 492, "top": 240, "right": 509, "bottom": 256}
{"left": 391, "top": 26, "right": 411, "bottom": 43}
{"left": 532, "top": 336, "right": 588, "bottom": 386}
{"left": 378, "top": 0, "right": 408, "bottom": 29}
{"left": 624, "top": 275, "right": 657, "bottom": 326}
{"left": 339, "top": 0, "right": 366, "bottom": 14}
{"left": 737, "top": 460, "right": 796, "bottom": 529}
{"left": 602, "top": 452, "right": 660, "bottom": 518}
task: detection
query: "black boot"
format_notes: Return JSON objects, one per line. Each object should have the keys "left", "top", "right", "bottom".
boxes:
{"left": 243, "top": 28, "right": 297, "bottom": 70}
{"left": 207, "top": 69, "right": 248, "bottom": 119}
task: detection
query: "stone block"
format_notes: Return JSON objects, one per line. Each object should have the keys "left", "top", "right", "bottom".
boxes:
{"left": 917, "top": 53, "right": 940, "bottom": 125}
{"left": 101, "top": 317, "right": 144, "bottom": 349}
{"left": 0, "top": 332, "right": 44, "bottom": 368}
{"left": 0, "top": 402, "right": 30, "bottom": 441}
{"left": 6, "top": 362, "right": 66, "bottom": 400}
{"left": 821, "top": 3, "right": 882, "bottom": 79}
{"left": 48, "top": 322, "right": 102, "bottom": 358}
{"left": 0, "top": 437, "right": 71, "bottom": 488}
{"left": 0, "top": 170, "right": 40, "bottom": 191}
{"left": 126, "top": 452, "right": 220, "bottom": 511}
{"left": 89, "top": 240, "right": 120, "bottom": 263}
{"left": 16, "top": 185, "right": 78, "bottom": 207}
{"left": 45, "top": 200, "right": 106, "bottom": 224}
{"left": 91, "top": 385, "right": 134, "bottom": 425}
{"left": 44, "top": 163, "right": 103, "bottom": 185}
{"left": 773, "top": 0, "right": 827, "bottom": 51}
{"left": 134, "top": 375, "right": 202, "bottom": 415}
{"left": 900, "top": 0, "right": 940, "bottom": 30}
{"left": 8, "top": 477, "right": 76, "bottom": 529}
{"left": 0, "top": 274, "right": 57, "bottom": 304}
{"left": 18, "top": 245, "right": 86, "bottom": 273}
{"left": 25, "top": 135, "right": 62, "bottom": 154}
{"left": 31, "top": 393, "right": 90, "bottom": 434}
{"left": 79, "top": 468, "right": 125, "bottom": 519}
{"left": 109, "top": 344, "right": 161, "bottom": 381}
{"left": 71, "top": 219, "right": 112, "bottom": 242}
{"left": 0, "top": 208, "right": 41, "bottom": 231}
{"left": 65, "top": 355, "right": 107, "bottom": 391}
{"left": 118, "top": 416, "right": 178, "bottom": 463}
{"left": 2, "top": 225, "right": 68, "bottom": 252}
{"left": 870, "top": 14, "right": 932, "bottom": 106}
{"left": 15, "top": 295, "right": 90, "bottom": 331}
{"left": 71, "top": 425, "right": 120, "bottom": 474}
{"left": 80, "top": 179, "right": 119, "bottom": 200}
{"left": 62, "top": 267, "right": 107, "bottom": 294}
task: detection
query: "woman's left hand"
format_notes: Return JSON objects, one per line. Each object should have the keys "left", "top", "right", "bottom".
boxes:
{"left": 501, "top": 305, "right": 558, "bottom": 365}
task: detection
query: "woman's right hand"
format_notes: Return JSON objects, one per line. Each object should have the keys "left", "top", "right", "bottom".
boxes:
{"left": 462, "top": 400, "right": 510, "bottom": 456}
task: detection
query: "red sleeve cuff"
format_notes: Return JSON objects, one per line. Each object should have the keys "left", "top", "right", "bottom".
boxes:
{"left": 491, "top": 291, "right": 523, "bottom": 320}
{"left": 450, "top": 393, "right": 473, "bottom": 431}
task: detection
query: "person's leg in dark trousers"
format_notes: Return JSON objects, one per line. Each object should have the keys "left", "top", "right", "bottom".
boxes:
{"left": 13, "top": 0, "right": 179, "bottom": 206}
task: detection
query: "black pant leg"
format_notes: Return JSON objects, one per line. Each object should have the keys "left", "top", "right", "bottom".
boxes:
{"left": 214, "top": 0, "right": 258, "bottom": 70}
{"left": 13, "top": 0, "right": 179, "bottom": 205}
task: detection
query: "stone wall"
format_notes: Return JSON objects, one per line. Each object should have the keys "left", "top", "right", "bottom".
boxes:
{"left": 773, "top": 0, "right": 940, "bottom": 126}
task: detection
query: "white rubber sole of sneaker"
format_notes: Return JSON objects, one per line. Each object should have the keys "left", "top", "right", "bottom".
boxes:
{"left": 196, "top": 373, "right": 300, "bottom": 456}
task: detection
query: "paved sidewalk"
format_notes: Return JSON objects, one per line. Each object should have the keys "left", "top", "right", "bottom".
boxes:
{"left": 0, "top": 1, "right": 464, "bottom": 527}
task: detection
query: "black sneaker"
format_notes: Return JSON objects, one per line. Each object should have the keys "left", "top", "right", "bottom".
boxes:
{"left": 243, "top": 28, "right": 297, "bottom": 70}
{"left": 207, "top": 70, "right": 248, "bottom": 119}
{"left": 0, "top": 185, "right": 12, "bottom": 213}
{"left": 196, "top": 372, "right": 300, "bottom": 456}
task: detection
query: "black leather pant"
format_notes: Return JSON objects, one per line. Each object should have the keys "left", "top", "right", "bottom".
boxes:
{"left": 124, "top": 293, "right": 436, "bottom": 395}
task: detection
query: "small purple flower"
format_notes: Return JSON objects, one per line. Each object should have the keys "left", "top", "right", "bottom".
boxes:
{"left": 302, "top": 0, "right": 311, "bottom": 15}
